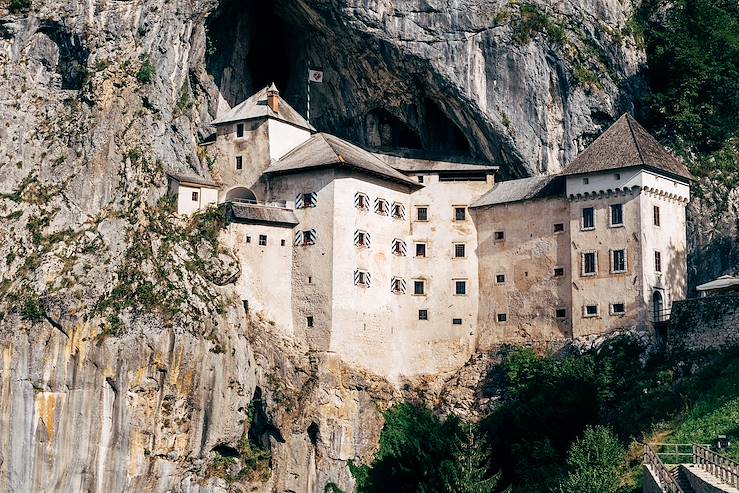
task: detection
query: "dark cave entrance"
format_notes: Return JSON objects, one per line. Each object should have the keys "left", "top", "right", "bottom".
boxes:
{"left": 206, "top": 0, "right": 295, "bottom": 106}
{"left": 423, "top": 98, "right": 471, "bottom": 155}
{"left": 365, "top": 108, "right": 422, "bottom": 150}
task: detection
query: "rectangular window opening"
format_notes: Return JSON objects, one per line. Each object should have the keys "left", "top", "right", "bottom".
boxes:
{"left": 280, "top": 239, "right": 286, "bottom": 246}
{"left": 454, "top": 243, "right": 466, "bottom": 258}
{"left": 584, "top": 305, "right": 599, "bottom": 317}
{"left": 415, "top": 243, "right": 426, "bottom": 258}
{"left": 497, "top": 313, "right": 508, "bottom": 323}
{"left": 455, "top": 280, "right": 467, "bottom": 296}
{"left": 246, "top": 235, "right": 251, "bottom": 244}
{"left": 236, "top": 123, "right": 245, "bottom": 138}
{"left": 612, "top": 249, "right": 626, "bottom": 273}
{"left": 495, "top": 274, "right": 506, "bottom": 284}
{"left": 191, "top": 191, "right": 199, "bottom": 201}
{"left": 583, "top": 252, "right": 597, "bottom": 275}
{"left": 553, "top": 267, "right": 565, "bottom": 277}
{"left": 416, "top": 206, "right": 428, "bottom": 221}
{"left": 582, "top": 207, "right": 595, "bottom": 229}
{"left": 553, "top": 223, "right": 565, "bottom": 233}
{"left": 555, "top": 308, "right": 566, "bottom": 319}
{"left": 418, "top": 309, "right": 428, "bottom": 320}
{"left": 414, "top": 280, "right": 425, "bottom": 295}
{"left": 655, "top": 251, "right": 662, "bottom": 272}
{"left": 454, "top": 207, "right": 466, "bottom": 221}
{"left": 307, "top": 316, "right": 314, "bottom": 327}
{"left": 418, "top": 175, "right": 425, "bottom": 183}
{"left": 258, "top": 234, "right": 267, "bottom": 246}
{"left": 653, "top": 205, "right": 661, "bottom": 227}
{"left": 452, "top": 318, "right": 463, "bottom": 325}
{"left": 610, "top": 203, "right": 624, "bottom": 226}
{"left": 494, "top": 231, "right": 505, "bottom": 241}
{"left": 235, "top": 156, "right": 243, "bottom": 170}
{"left": 611, "top": 303, "right": 625, "bottom": 315}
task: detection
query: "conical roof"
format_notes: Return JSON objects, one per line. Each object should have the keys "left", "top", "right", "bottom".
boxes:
{"left": 563, "top": 114, "right": 692, "bottom": 181}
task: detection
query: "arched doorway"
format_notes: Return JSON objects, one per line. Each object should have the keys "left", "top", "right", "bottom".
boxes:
{"left": 225, "top": 186, "right": 257, "bottom": 204}
{"left": 652, "top": 290, "right": 664, "bottom": 322}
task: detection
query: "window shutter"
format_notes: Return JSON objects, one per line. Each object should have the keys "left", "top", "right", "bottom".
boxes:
{"left": 309, "top": 192, "right": 318, "bottom": 207}
{"left": 294, "top": 231, "right": 303, "bottom": 246}
{"left": 310, "top": 228, "right": 317, "bottom": 244}
{"left": 354, "top": 270, "right": 360, "bottom": 285}
{"left": 365, "top": 271, "right": 372, "bottom": 288}
{"left": 353, "top": 230, "right": 360, "bottom": 246}
{"left": 623, "top": 250, "right": 627, "bottom": 272}
{"left": 295, "top": 193, "right": 304, "bottom": 209}
{"left": 366, "top": 232, "right": 371, "bottom": 248}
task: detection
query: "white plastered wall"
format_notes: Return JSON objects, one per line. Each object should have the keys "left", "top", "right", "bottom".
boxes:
{"left": 267, "top": 119, "right": 312, "bottom": 161}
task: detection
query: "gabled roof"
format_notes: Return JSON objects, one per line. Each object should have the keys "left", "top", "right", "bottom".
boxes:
{"left": 470, "top": 175, "right": 564, "bottom": 208}
{"left": 210, "top": 86, "right": 315, "bottom": 131}
{"left": 228, "top": 203, "right": 299, "bottom": 227}
{"left": 265, "top": 133, "right": 421, "bottom": 188}
{"left": 377, "top": 154, "right": 498, "bottom": 174}
{"left": 696, "top": 275, "right": 739, "bottom": 292}
{"left": 167, "top": 172, "right": 218, "bottom": 188}
{"left": 562, "top": 114, "right": 692, "bottom": 182}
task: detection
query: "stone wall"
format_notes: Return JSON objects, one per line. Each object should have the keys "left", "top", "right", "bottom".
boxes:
{"left": 642, "top": 465, "right": 665, "bottom": 493}
{"left": 667, "top": 293, "right": 739, "bottom": 352}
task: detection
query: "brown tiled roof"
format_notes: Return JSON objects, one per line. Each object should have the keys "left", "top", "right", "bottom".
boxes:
{"left": 228, "top": 203, "right": 298, "bottom": 227}
{"left": 265, "top": 133, "right": 421, "bottom": 188}
{"left": 470, "top": 175, "right": 564, "bottom": 208}
{"left": 210, "top": 86, "right": 315, "bottom": 131}
{"left": 562, "top": 114, "right": 692, "bottom": 181}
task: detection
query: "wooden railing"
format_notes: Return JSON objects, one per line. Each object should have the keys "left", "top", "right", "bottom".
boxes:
{"left": 694, "top": 444, "right": 739, "bottom": 487}
{"left": 644, "top": 443, "right": 685, "bottom": 493}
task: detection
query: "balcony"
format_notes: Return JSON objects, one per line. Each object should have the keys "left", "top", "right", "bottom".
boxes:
{"left": 225, "top": 198, "right": 290, "bottom": 210}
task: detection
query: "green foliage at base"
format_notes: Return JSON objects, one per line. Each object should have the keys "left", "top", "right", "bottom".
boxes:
{"left": 555, "top": 426, "right": 626, "bottom": 493}
{"left": 136, "top": 54, "right": 156, "bottom": 84}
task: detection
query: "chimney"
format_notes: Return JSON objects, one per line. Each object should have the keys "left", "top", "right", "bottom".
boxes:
{"left": 267, "top": 82, "right": 279, "bottom": 113}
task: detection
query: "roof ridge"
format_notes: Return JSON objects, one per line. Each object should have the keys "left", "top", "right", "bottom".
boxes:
{"left": 624, "top": 114, "right": 647, "bottom": 166}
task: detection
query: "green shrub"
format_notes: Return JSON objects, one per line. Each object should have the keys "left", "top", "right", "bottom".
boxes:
{"left": 8, "top": 0, "right": 31, "bottom": 13}
{"left": 136, "top": 54, "right": 156, "bottom": 84}
{"left": 555, "top": 425, "right": 626, "bottom": 493}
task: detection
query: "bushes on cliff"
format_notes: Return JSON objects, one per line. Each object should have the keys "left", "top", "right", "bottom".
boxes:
{"left": 555, "top": 425, "right": 627, "bottom": 493}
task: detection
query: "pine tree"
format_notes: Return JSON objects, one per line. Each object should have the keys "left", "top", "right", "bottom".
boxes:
{"left": 448, "top": 427, "right": 509, "bottom": 493}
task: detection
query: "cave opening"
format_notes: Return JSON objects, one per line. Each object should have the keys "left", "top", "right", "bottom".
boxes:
{"left": 307, "top": 422, "right": 320, "bottom": 447}
{"left": 206, "top": 0, "right": 295, "bottom": 106}
{"left": 248, "top": 386, "right": 285, "bottom": 451}
{"left": 364, "top": 108, "right": 422, "bottom": 150}
{"left": 211, "top": 444, "right": 240, "bottom": 458}
{"left": 38, "top": 21, "right": 89, "bottom": 90}
{"left": 423, "top": 98, "right": 471, "bottom": 155}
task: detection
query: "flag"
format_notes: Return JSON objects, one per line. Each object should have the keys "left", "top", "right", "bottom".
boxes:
{"left": 308, "top": 67, "right": 324, "bottom": 83}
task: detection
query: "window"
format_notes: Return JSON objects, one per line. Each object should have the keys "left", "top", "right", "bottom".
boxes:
{"left": 299, "top": 192, "right": 317, "bottom": 208}
{"left": 354, "top": 192, "right": 369, "bottom": 210}
{"left": 582, "top": 252, "right": 597, "bottom": 275}
{"left": 553, "top": 223, "right": 565, "bottom": 233}
{"left": 454, "top": 243, "right": 466, "bottom": 258}
{"left": 553, "top": 267, "right": 565, "bottom": 277}
{"left": 392, "top": 239, "right": 407, "bottom": 256}
{"left": 454, "top": 207, "right": 466, "bottom": 221}
{"left": 391, "top": 277, "right": 406, "bottom": 294}
{"left": 654, "top": 251, "right": 662, "bottom": 272}
{"left": 243, "top": 300, "right": 249, "bottom": 314}
{"left": 416, "top": 206, "right": 428, "bottom": 221}
{"left": 583, "top": 177, "right": 590, "bottom": 185}
{"left": 495, "top": 274, "right": 506, "bottom": 284}
{"left": 418, "top": 309, "right": 428, "bottom": 320}
{"left": 413, "top": 280, "right": 425, "bottom": 295}
{"left": 375, "top": 198, "right": 389, "bottom": 215}
{"left": 455, "top": 280, "right": 467, "bottom": 295}
{"left": 494, "top": 231, "right": 505, "bottom": 241}
{"left": 415, "top": 243, "right": 426, "bottom": 258}
{"left": 354, "top": 230, "right": 371, "bottom": 248}
{"left": 418, "top": 175, "right": 424, "bottom": 183}
{"left": 236, "top": 123, "right": 244, "bottom": 138}
{"left": 308, "top": 276, "right": 312, "bottom": 284}
{"left": 610, "top": 303, "right": 625, "bottom": 315}
{"left": 612, "top": 249, "right": 626, "bottom": 273}
{"left": 584, "top": 304, "right": 599, "bottom": 317}
{"left": 280, "top": 239, "right": 286, "bottom": 246}
{"left": 653, "top": 205, "right": 661, "bottom": 227}
{"left": 235, "top": 156, "right": 243, "bottom": 170}
{"left": 391, "top": 202, "right": 405, "bottom": 219}
{"left": 307, "top": 316, "right": 314, "bottom": 327}
{"left": 614, "top": 173, "right": 621, "bottom": 180}
{"left": 452, "top": 318, "right": 463, "bottom": 325}
{"left": 354, "top": 270, "right": 371, "bottom": 287}
{"left": 555, "top": 308, "right": 567, "bottom": 319}
{"left": 497, "top": 313, "right": 508, "bottom": 323}
{"left": 582, "top": 207, "right": 595, "bottom": 229}
{"left": 246, "top": 235, "right": 251, "bottom": 244}
{"left": 191, "top": 191, "right": 199, "bottom": 201}
{"left": 259, "top": 234, "right": 267, "bottom": 246}
{"left": 610, "top": 204, "right": 623, "bottom": 226}
{"left": 296, "top": 229, "right": 316, "bottom": 246}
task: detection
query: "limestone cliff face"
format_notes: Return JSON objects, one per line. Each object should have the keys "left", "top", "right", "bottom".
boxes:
{"left": 0, "top": 0, "right": 695, "bottom": 491}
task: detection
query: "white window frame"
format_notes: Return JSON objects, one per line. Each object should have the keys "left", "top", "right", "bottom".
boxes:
{"left": 453, "top": 242, "right": 466, "bottom": 258}
{"left": 609, "top": 303, "right": 626, "bottom": 316}
{"left": 583, "top": 304, "right": 600, "bottom": 318}
{"left": 391, "top": 277, "right": 406, "bottom": 294}
{"left": 581, "top": 251, "right": 598, "bottom": 276}
{"left": 610, "top": 249, "right": 627, "bottom": 273}
{"left": 191, "top": 191, "right": 199, "bottom": 201}
{"left": 415, "top": 206, "right": 429, "bottom": 222}
{"left": 354, "top": 229, "right": 371, "bottom": 249}
{"left": 452, "top": 318, "right": 463, "bottom": 325}
{"left": 454, "top": 279, "right": 467, "bottom": 296}
{"left": 354, "top": 269, "right": 371, "bottom": 288}
{"left": 581, "top": 207, "right": 595, "bottom": 230}
{"left": 496, "top": 313, "right": 508, "bottom": 324}
{"left": 495, "top": 273, "right": 506, "bottom": 285}
{"left": 654, "top": 250, "right": 662, "bottom": 273}
{"left": 258, "top": 234, "right": 267, "bottom": 246}
{"left": 418, "top": 309, "right": 428, "bottom": 320}
{"left": 391, "top": 238, "right": 407, "bottom": 256}
{"left": 374, "top": 197, "right": 389, "bottom": 216}
{"left": 415, "top": 242, "right": 427, "bottom": 258}
{"left": 413, "top": 279, "right": 426, "bottom": 296}
{"left": 354, "top": 192, "right": 370, "bottom": 210}
{"left": 391, "top": 202, "right": 406, "bottom": 219}
{"left": 235, "top": 156, "right": 243, "bottom": 170}
{"left": 609, "top": 203, "right": 624, "bottom": 227}
{"left": 453, "top": 206, "right": 467, "bottom": 221}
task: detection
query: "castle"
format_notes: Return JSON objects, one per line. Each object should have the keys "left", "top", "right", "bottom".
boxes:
{"left": 169, "top": 85, "right": 692, "bottom": 378}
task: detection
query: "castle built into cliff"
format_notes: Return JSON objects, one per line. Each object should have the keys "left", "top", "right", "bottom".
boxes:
{"left": 169, "top": 85, "right": 693, "bottom": 378}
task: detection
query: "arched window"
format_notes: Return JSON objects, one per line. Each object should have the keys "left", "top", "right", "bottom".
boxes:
{"left": 653, "top": 291, "right": 664, "bottom": 322}
{"left": 225, "top": 187, "right": 257, "bottom": 204}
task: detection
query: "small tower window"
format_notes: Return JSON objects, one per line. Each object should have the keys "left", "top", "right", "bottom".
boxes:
{"left": 653, "top": 205, "right": 661, "bottom": 227}
{"left": 454, "top": 207, "right": 466, "bottom": 221}
{"left": 454, "top": 243, "right": 466, "bottom": 258}
{"left": 494, "top": 231, "right": 505, "bottom": 241}
{"left": 236, "top": 123, "right": 245, "bottom": 138}
{"left": 307, "top": 316, "right": 314, "bottom": 327}
{"left": 497, "top": 313, "right": 508, "bottom": 323}
{"left": 415, "top": 243, "right": 427, "bottom": 258}
{"left": 455, "top": 280, "right": 467, "bottom": 295}
{"left": 495, "top": 274, "right": 506, "bottom": 284}
{"left": 259, "top": 235, "right": 267, "bottom": 246}
{"left": 582, "top": 207, "right": 595, "bottom": 229}
{"left": 418, "top": 309, "right": 428, "bottom": 320}
{"left": 610, "top": 204, "right": 624, "bottom": 226}
{"left": 553, "top": 223, "right": 565, "bottom": 233}
{"left": 414, "top": 280, "right": 426, "bottom": 295}
{"left": 555, "top": 308, "right": 566, "bottom": 319}
{"left": 235, "top": 156, "right": 243, "bottom": 170}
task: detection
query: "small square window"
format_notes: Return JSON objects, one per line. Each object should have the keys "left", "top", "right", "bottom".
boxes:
{"left": 418, "top": 309, "right": 428, "bottom": 320}
{"left": 452, "top": 318, "right": 463, "bottom": 325}
{"left": 414, "top": 280, "right": 425, "bottom": 295}
{"left": 495, "top": 274, "right": 506, "bottom": 284}
{"left": 582, "top": 207, "right": 595, "bottom": 229}
{"left": 416, "top": 207, "right": 428, "bottom": 221}
{"left": 236, "top": 123, "right": 245, "bottom": 138}
{"left": 307, "top": 316, "right": 314, "bottom": 327}
{"left": 611, "top": 303, "right": 625, "bottom": 315}
{"left": 191, "top": 191, "right": 199, "bottom": 201}
{"left": 280, "top": 239, "right": 286, "bottom": 246}
{"left": 583, "top": 177, "right": 590, "bottom": 185}
{"left": 246, "top": 235, "right": 251, "bottom": 243}
{"left": 258, "top": 234, "right": 267, "bottom": 246}
{"left": 494, "top": 231, "right": 505, "bottom": 241}
{"left": 584, "top": 305, "right": 599, "bottom": 317}
{"left": 303, "top": 192, "right": 316, "bottom": 207}
{"left": 454, "top": 207, "right": 466, "bottom": 221}
{"left": 454, "top": 243, "right": 465, "bottom": 258}
{"left": 418, "top": 175, "right": 425, "bottom": 183}
{"left": 553, "top": 223, "right": 565, "bottom": 233}
{"left": 553, "top": 267, "right": 565, "bottom": 277}
{"left": 555, "top": 308, "right": 567, "bottom": 318}
{"left": 416, "top": 243, "right": 426, "bottom": 257}
{"left": 455, "top": 280, "right": 467, "bottom": 295}
{"left": 610, "top": 204, "right": 623, "bottom": 226}
{"left": 614, "top": 173, "right": 621, "bottom": 180}
{"left": 497, "top": 313, "right": 508, "bottom": 323}
{"left": 235, "top": 156, "right": 243, "bottom": 170}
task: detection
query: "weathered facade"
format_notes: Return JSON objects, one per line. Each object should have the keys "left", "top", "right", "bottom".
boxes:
{"left": 176, "top": 88, "right": 692, "bottom": 378}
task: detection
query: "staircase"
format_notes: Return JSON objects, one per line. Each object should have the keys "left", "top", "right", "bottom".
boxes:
{"left": 672, "top": 466, "right": 696, "bottom": 493}
{"left": 644, "top": 443, "right": 739, "bottom": 493}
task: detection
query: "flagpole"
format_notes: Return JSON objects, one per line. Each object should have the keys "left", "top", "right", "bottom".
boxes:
{"left": 306, "top": 60, "right": 311, "bottom": 124}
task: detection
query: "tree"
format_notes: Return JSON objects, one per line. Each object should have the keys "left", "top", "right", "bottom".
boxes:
{"left": 448, "top": 427, "right": 508, "bottom": 493}
{"left": 555, "top": 425, "right": 626, "bottom": 493}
